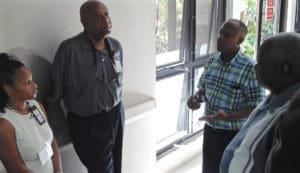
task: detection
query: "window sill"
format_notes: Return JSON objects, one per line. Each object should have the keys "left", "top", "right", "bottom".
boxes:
{"left": 123, "top": 93, "right": 156, "bottom": 125}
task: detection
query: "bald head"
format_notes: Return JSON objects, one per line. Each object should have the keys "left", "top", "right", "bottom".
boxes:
{"left": 259, "top": 33, "right": 300, "bottom": 62}
{"left": 80, "top": 0, "right": 106, "bottom": 26}
{"left": 79, "top": 0, "right": 111, "bottom": 40}
{"left": 228, "top": 18, "right": 248, "bottom": 39}
{"left": 256, "top": 32, "right": 300, "bottom": 94}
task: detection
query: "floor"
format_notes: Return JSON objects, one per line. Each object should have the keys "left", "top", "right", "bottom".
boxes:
{"left": 156, "top": 135, "right": 203, "bottom": 173}
{"left": 171, "top": 154, "right": 202, "bottom": 173}
{"left": 0, "top": 136, "right": 203, "bottom": 173}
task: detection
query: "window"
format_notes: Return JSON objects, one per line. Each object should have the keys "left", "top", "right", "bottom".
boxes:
{"left": 195, "top": 1, "right": 216, "bottom": 56}
{"left": 155, "top": 0, "right": 222, "bottom": 156}
{"left": 228, "top": 0, "right": 278, "bottom": 58}
{"left": 155, "top": 0, "right": 184, "bottom": 67}
{"left": 154, "top": 0, "right": 287, "bottom": 158}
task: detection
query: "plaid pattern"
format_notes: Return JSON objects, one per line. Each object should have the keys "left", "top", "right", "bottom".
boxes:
{"left": 198, "top": 51, "right": 265, "bottom": 130}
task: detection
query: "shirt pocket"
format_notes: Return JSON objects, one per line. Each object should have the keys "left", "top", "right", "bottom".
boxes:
{"left": 231, "top": 84, "right": 241, "bottom": 90}
{"left": 228, "top": 83, "right": 242, "bottom": 99}
{"left": 112, "top": 51, "right": 123, "bottom": 86}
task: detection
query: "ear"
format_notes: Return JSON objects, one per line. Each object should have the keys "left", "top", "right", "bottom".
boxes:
{"left": 80, "top": 15, "right": 88, "bottom": 27}
{"left": 238, "top": 35, "right": 244, "bottom": 45}
{"left": 80, "top": 18, "right": 86, "bottom": 26}
{"left": 2, "top": 85, "right": 12, "bottom": 96}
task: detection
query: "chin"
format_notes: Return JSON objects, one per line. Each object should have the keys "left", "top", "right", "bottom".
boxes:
{"left": 105, "top": 30, "right": 111, "bottom": 36}
{"left": 32, "top": 92, "right": 38, "bottom": 99}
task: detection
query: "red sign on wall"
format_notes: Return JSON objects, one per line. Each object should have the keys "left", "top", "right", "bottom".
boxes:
{"left": 266, "top": 7, "right": 274, "bottom": 21}
{"left": 267, "top": 0, "right": 274, "bottom": 6}
{"left": 266, "top": 0, "right": 274, "bottom": 21}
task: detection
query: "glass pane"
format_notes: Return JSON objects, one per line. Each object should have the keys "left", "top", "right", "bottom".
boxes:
{"left": 260, "top": 0, "right": 276, "bottom": 43}
{"left": 154, "top": 73, "right": 188, "bottom": 150}
{"left": 191, "top": 67, "right": 205, "bottom": 132}
{"left": 155, "top": 0, "right": 184, "bottom": 66}
{"left": 229, "top": 0, "right": 276, "bottom": 58}
{"left": 230, "top": 0, "right": 258, "bottom": 58}
{"left": 195, "top": 0, "right": 214, "bottom": 56}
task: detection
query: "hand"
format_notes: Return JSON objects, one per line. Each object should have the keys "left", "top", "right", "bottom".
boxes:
{"left": 187, "top": 96, "right": 201, "bottom": 110}
{"left": 198, "top": 110, "right": 230, "bottom": 121}
{"left": 44, "top": 97, "right": 58, "bottom": 119}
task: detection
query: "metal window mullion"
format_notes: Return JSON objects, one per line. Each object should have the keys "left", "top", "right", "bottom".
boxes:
{"left": 255, "top": 0, "right": 263, "bottom": 58}
{"left": 294, "top": 0, "right": 300, "bottom": 32}
{"left": 168, "top": 0, "right": 177, "bottom": 51}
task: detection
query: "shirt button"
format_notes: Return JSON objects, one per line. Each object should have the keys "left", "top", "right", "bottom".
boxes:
{"left": 102, "top": 58, "right": 105, "bottom": 61}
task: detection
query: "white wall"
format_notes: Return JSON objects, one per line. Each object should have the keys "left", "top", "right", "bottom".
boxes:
{"left": 0, "top": 0, "right": 156, "bottom": 172}
{"left": 107, "top": 0, "right": 156, "bottom": 108}
{"left": 0, "top": 0, "right": 156, "bottom": 104}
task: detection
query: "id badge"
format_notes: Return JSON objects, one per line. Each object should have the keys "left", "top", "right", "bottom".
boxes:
{"left": 113, "top": 60, "right": 123, "bottom": 73}
{"left": 38, "top": 142, "right": 53, "bottom": 165}
{"left": 30, "top": 106, "right": 46, "bottom": 125}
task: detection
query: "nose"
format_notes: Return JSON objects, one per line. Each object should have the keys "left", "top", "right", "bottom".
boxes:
{"left": 217, "top": 35, "right": 222, "bottom": 44}
{"left": 32, "top": 81, "right": 38, "bottom": 90}
{"left": 106, "top": 17, "right": 111, "bottom": 25}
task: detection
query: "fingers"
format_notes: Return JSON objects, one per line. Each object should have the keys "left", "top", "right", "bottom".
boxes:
{"left": 199, "top": 116, "right": 210, "bottom": 121}
{"left": 187, "top": 97, "right": 201, "bottom": 110}
{"left": 198, "top": 110, "right": 228, "bottom": 121}
{"left": 198, "top": 114, "right": 216, "bottom": 121}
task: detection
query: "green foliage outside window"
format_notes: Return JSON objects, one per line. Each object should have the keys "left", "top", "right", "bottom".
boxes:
{"left": 241, "top": 0, "right": 274, "bottom": 58}
{"left": 240, "top": 0, "right": 257, "bottom": 58}
{"left": 155, "top": 0, "right": 183, "bottom": 54}
{"left": 155, "top": 0, "right": 274, "bottom": 58}
{"left": 155, "top": 0, "right": 168, "bottom": 54}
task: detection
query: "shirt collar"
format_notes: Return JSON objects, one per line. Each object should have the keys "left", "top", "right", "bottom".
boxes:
{"left": 77, "top": 31, "right": 94, "bottom": 51}
{"left": 79, "top": 31, "right": 109, "bottom": 55}
{"left": 216, "top": 50, "right": 243, "bottom": 67}
{"left": 268, "top": 82, "right": 300, "bottom": 109}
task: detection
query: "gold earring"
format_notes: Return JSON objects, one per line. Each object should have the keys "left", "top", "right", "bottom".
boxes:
{"left": 7, "top": 92, "right": 11, "bottom": 97}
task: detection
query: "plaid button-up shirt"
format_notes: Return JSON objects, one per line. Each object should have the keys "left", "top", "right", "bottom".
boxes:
{"left": 198, "top": 51, "right": 265, "bottom": 130}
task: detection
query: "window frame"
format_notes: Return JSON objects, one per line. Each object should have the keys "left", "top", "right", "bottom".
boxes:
{"left": 155, "top": 0, "right": 226, "bottom": 158}
{"left": 155, "top": 0, "right": 287, "bottom": 159}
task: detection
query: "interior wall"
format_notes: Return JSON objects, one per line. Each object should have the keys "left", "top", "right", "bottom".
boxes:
{"left": 0, "top": 0, "right": 156, "bottom": 172}
{"left": 108, "top": 0, "right": 156, "bottom": 107}
{"left": 0, "top": 0, "right": 155, "bottom": 106}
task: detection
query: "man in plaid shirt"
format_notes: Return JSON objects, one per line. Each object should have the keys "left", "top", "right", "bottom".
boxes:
{"left": 187, "top": 19, "right": 265, "bottom": 173}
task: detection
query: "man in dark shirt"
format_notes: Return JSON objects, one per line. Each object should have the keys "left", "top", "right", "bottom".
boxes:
{"left": 49, "top": 1, "right": 124, "bottom": 173}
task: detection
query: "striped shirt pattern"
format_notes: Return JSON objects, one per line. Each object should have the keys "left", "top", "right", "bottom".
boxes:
{"left": 220, "top": 84, "right": 300, "bottom": 173}
{"left": 198, "top": 51, "right": 265, "bottom": 130}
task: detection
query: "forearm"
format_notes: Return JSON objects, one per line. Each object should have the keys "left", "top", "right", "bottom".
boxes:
{"left": 0, "top": 120, "right": 33, "bottom": 173}
{"left": 228, "top": 107, "right": 255, "bottom": 120}
{"left": 51, "top": 139, "right": 62, "bottom": 173}
{"left": 3, "top": 163, "right": 33, "bottom": 173}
